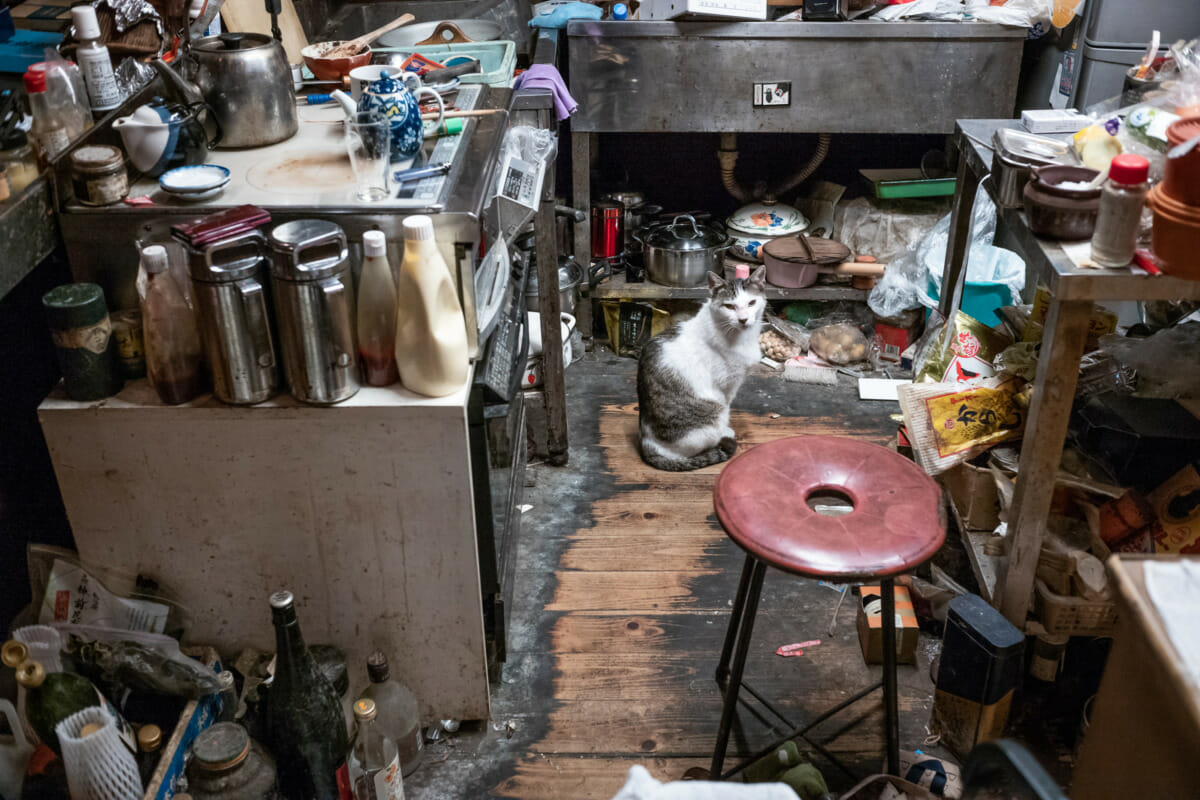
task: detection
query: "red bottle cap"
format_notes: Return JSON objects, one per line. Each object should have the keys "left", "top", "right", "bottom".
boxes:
{"left": 23, "top": 69, "right": 46, "bottom": 93}
{"left": 1108, "top": 154, "right": 1150, "bottom": 185}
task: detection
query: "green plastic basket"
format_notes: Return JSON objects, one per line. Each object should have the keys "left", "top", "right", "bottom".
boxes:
{"left": 374, "top": 41, "right": 516, "bottom": 88}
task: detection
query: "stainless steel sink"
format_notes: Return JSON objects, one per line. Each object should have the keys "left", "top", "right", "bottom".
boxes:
{"left": 308, "top": 0, "right": 532, "bottom": 55}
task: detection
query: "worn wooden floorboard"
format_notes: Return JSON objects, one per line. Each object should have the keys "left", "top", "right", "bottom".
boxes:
{"left": 478, "top": 393, "right": 935, "bottom": 799}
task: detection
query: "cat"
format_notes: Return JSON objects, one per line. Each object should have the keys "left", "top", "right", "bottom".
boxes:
{"left": 636, "top": 267, "right": 767, "bottom": 472}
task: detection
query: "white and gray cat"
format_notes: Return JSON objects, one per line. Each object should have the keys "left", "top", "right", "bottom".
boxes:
{"left": 637, "top": 267, "right": 767, "bottom": 472}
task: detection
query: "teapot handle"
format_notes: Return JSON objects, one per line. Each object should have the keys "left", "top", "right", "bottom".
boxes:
{"left": 191, "top": 101, "right": 222, "bottom": 150}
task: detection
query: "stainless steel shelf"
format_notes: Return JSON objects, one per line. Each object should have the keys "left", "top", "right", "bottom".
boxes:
{"left": 0, "top": 177, "right": 58, "bottom": 301}
{"left": 589, "top": 273, "right": 868, "bottom": 302}
{"left": 958, "top": 119, "right": 1200, "bottom": 302}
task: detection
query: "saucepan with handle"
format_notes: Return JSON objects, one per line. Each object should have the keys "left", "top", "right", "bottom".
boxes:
{"left": 635, "top": 214, "right": 731, "bottom": 288}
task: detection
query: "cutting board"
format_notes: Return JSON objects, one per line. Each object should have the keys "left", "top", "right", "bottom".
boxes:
{"left": 219, "top": 0, "right": 309, "bottom": 63}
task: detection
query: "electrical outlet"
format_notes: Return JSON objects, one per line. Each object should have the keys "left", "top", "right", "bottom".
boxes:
{"left": 753, "top": 82, "right": 791, "bottom": 108}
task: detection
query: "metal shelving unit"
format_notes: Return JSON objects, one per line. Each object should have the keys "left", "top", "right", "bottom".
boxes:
{"left": 940, "top": 119, "right": 1200, "bottom": 628}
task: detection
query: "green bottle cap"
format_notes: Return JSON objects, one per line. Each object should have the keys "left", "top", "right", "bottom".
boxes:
{"left": 42, "top": 283, "right": 110, "bottom": 329}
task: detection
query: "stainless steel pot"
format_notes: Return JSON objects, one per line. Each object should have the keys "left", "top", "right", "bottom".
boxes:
{"left": 525, "top": 256, "right": 583, "bottom": 316}
{"left": 636, "top": 214, "right": 731, "bottom": 287}
{"left": 192, "top": 33, "right": 298, "bottom": 148}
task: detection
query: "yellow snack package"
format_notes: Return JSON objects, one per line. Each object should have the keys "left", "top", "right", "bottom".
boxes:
{"left": 898, "top": 376, "right": 1031, "bottom": 476}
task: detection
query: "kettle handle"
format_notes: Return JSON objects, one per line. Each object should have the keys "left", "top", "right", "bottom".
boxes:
{"left": 190, "top": 101, "right": 223, "bottom": 150}
{"left": 322, "top": 277, "right": 357, "bottom": 371}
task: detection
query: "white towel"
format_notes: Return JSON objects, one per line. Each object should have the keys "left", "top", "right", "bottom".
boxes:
{"left": 611, "top": 766, "right": 801, "bottom": 800}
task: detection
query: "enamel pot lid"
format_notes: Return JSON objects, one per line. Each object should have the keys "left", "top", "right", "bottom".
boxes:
{"left": 726, "top": 200, "right": 809, "bottom": 236}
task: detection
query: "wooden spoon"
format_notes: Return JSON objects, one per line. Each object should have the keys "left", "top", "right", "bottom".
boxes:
{"left": 324, "top": 13, "right": 414, "bottom": 58}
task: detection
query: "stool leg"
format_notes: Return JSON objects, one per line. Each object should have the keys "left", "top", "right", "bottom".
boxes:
{"left": 711, "top": 558, "right": 766, "bottom": 780}
{"left": 881, "top": 577, "right": 900, "bottom": 775}
{"left": 716, "top": 555, "right": 756, "bottom": 686}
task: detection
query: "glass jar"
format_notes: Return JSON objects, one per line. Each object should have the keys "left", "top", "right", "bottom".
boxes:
{"left": 70, "top": 144, "right": 128, "bottom": 206}
{"left": 0, "top": 129, "right": 39, "bottom": 194}
{"left": 186, "top": 722, "right": 278, "bottom": 800}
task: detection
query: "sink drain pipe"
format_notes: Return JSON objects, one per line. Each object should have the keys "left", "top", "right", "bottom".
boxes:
{"left": 718, "top": 132, "right": 832, "bottom": 202}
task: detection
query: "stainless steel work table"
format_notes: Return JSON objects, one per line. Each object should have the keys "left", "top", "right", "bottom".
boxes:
{"left": 939, "top": 118, "right": 1200, "bottom": 629}
{"left": 566, "top": 19, "right": 1026, "bottom": 261}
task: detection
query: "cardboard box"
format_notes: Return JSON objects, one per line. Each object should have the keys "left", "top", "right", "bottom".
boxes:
{"left": 144, "top": 648, "right": 221, "bottom": 800}
{"left": 856, "top": 585, "right": 919, "bottom": 665}
{"left": 640, "top": 0, "right": 767, "bottom": 21}
{"left": 939, "top": 460, "right": 1001, "bottom": 532}
{"left": 1147, "top": 461, "right": 1200, "bottom": 554}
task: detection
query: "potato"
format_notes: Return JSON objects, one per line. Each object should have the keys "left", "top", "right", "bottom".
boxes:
{"left": 810, "top": 323, "right": 870, "bottom": 365}
{"left": 760, "top": 330, "right": 800, "bottom": 362}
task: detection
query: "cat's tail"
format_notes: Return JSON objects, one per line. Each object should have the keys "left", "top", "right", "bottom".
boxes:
{"left": 641, "top": 437, "right": 738, "bottom": 472}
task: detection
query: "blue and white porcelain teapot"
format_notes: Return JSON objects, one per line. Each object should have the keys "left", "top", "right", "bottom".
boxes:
{"left": 338, "top": 70, "right": 444, "bottom": 168}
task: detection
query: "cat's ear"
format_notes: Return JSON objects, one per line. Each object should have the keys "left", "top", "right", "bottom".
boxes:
{"left": 707, "top": 271, "right": 726, "bottom": 293}
{"left": 749, "top": 266, "right": 767, "bottom": 288}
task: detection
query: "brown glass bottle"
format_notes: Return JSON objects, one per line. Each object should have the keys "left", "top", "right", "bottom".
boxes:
{"left": 265, "top": 591, "right": 351, "bottom": 800}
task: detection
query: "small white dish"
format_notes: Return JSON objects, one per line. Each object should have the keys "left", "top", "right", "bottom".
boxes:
{"left": 159, "top": 164, "right": 231, "bottom": 194}
{"left": 164, "top": 184, "right": 227, "bottom": 202}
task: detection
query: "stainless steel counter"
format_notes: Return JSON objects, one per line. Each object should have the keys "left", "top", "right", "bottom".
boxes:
{"left": 58, "top": 86, "right": 510, "bottom": 357}
{"left": 567, "top": 20, "right": 1025, "bottom": 134}
{"left": 0, "top": 177, "right": 58, "bottom": 301}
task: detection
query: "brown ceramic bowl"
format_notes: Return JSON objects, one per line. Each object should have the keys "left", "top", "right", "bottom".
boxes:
{"left": 302, "top": 42, "right": 372, "bottom": 81}
{"left": 1023, "top": 165, "right": 1101, "bottom": 240}
{"left": 1164, "top": 117, "right": 1200, "bottom": 206}
{"left": 1148, "top": 184, "right": 1200, "bottom": 280}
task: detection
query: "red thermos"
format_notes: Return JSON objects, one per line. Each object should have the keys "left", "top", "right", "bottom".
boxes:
{"left": 591, "top": 201, "right": 623, "bottom": 260}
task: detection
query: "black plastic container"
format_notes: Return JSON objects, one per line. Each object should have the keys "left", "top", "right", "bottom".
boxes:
{"left": 931, "top": 594, "right": 1024, "bottom": 757}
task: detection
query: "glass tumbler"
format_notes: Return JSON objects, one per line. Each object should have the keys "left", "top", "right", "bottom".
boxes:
{"left": 345, "top": 112, "right": 391, "bottom": 202}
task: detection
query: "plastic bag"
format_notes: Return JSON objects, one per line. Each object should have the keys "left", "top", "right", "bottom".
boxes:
{"left": 1099, "top": 322, "right": 1200, "bottom": 399}
{"left": 922, "top": 192, "right": 1025, "bottom": 311}
{"left": 874, "top": 0, "right": 965, "bottom": 22}
{"left": 759, "top": 314, "right": 808, "bottom": 362}
{"left": 898, "top": 376, "right": 1031, "bottom": 475}
{"left": 967, "top": 0, "right": 1062, "bottom": 39}
{"left": 835, "top": 197, "right": 948, "bottom": 266}
{"left": 57, "top": 623, "right": 221, "bottom": 699}
{"left": 914, "top": 310, "right": 1013, "bottom": 384}
{"left": 810, "top": 323, "right": 871, "bottom": 365}
{"left": 601, "top": 300, "right": 671, "bottom": 358}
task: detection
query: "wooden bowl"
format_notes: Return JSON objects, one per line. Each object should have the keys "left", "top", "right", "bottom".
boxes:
{"left": 302, "top": 42, "right": 372, "bottom": 81}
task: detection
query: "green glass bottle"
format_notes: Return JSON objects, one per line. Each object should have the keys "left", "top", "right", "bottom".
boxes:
{"left": 265, "top": 591, "right": 351, "bottom": 800}
{"left": 2, "top": 641, "right": 135, "bottom": 757}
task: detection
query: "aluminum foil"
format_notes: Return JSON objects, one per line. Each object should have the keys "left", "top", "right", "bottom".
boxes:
{"left": 114, "top": 57, "right": 156, "bottom": 99}
{"left": 100, "top": 0, "right": 161, "bottom": 35}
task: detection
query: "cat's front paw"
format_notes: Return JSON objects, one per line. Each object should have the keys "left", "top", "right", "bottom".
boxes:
{"left": 718, "top": 437, "right": 737, "bottom": 457}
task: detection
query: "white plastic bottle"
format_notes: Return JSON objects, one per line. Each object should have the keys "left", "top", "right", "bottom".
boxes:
{"left": 394, "top": 216, "right": 468, "bottom": 397}
{"left": 358, "top": 231, "right": 399, "bottom": 386}
{"left": 71, "top": 5, "right": 121, "bottom": 112}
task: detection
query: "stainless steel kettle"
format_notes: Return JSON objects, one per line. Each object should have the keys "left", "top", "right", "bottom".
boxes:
{"left": 268, "top": 220, "right": 360, "bottom": 405}
{"left": 191, "top": 33, "right": 298, "bottom": 148}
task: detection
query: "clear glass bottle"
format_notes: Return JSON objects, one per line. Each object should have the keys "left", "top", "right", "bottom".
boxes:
{"left": 394, "top": 215, "right": 468, "bottom": 397}
{"left": 1090, "top": 153, "right": 1151, "bottom": 268}
{"left": 36, "top": 60, "right": 94, "bottom": 138}
{"left": 216, "top": 670, "right": 238, "bottom": 723}
{"left": 23, "top": 69, "right": 71, "bottom": 166}
{"left": 348, "top": 699, "right": 403, "bottom": 800}
{"left": 265, "top": 591, "right": 350, "bottom": 800}
{"left": 357, "top": 231, "right": 399, "bottom": 386}
{"left": 70, "top": 5, "right": 121, "bottom": 113}
{"left": 140, "top": 246, "right": 205, "bottom": 405}
{"left": 359, "top": 651, "right": 422, "bottom": 776}
{"left": 0, "top": 129, "right": 40, "bottom": 193}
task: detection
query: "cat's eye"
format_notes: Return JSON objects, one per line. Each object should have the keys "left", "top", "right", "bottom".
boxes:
{"left": 724, "top": 303, "right": 735, "bottom": 310}
{"left": 748, "top": 300, "right": 757, "bottom": 306}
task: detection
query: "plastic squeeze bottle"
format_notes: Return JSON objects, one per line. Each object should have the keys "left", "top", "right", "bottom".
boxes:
{"left": 140, "top": 245, "right": 205, "bottom": 405}
{"left": 394, "top": 216, "right": 468, "bottom": 397}
{"left": 70, "top": 5, "right": 121, "bottom": 113}
{"left": 357, "top": 231, "right": 399, "bottom": 386}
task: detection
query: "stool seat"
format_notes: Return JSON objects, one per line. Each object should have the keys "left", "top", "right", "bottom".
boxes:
{"left": 714, "top": 436, "right": 945, "bottom": 581}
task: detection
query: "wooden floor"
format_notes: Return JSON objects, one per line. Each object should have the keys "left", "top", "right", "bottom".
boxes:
{"left": 404, "top": 356, "right": 956, "bottom": 799}
{"left": 494, "top": 402, "right": 938, "bottom": 799}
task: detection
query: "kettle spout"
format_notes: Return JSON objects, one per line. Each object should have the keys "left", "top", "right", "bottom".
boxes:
{"left": 151, "top": 58, "right": 204, "bottom": 105}
{"left": 330, "top": 90, "right": 358, "bottom": 118}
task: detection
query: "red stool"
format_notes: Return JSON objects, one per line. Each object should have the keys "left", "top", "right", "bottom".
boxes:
{"left": 710, "top": 435, "right": 945, "bottom": 780}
